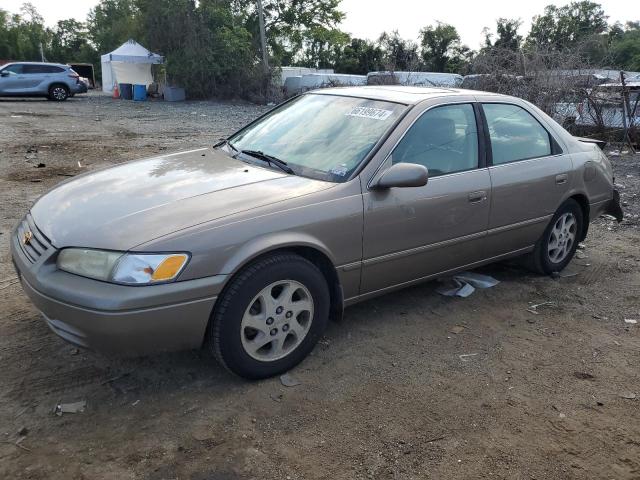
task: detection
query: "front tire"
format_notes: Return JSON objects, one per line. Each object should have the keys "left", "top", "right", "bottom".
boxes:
{"left": 48, "top": 84, "right": 69, "bottom": 101}
{"left": 208, "top": 253, "right": 330, "bottom": 379}
{"left": 529, "top": 199, "right": 584, "bottom": 274}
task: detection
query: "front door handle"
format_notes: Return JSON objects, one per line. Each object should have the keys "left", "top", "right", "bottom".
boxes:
{"left": 468, "top": 191, "right": 487, "bottom": 203}
{"left": 556, "top": 173, "right": 568, "bottom": 185}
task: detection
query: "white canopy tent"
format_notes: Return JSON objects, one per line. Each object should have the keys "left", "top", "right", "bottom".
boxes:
{"left": 101, "top": 39, "right": 163, "bottom": 93}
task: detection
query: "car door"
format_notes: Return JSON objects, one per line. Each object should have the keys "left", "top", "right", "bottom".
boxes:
{"left": 479, "top": 101, "right": 572, "bottom": 258}
{"left": 20, "top": 64, "right": 49, "bottom": 92}
{"left": 0, "top": 64, "right": 25, "bottom": 94}
{"left": 360, "top": 101, "right": 491, "bottom": 295}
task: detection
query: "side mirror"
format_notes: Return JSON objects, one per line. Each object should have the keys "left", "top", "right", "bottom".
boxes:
{"left": 373, "top": 162, "right": 429, "bottom": 189}
{"left": 0, "top": 71, "right": 10, "bottom": 77}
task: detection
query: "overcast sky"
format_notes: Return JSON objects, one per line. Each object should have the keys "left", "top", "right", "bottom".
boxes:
{"left": 2, "top": 0, "right": 634, "bottom": 49}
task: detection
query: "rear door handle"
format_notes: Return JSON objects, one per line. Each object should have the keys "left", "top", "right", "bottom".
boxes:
{"left": 556, "top": 173, "right": 568, "bottom": 185}
{"left": 468, "top": 191, "right": 487, "bottom": 203}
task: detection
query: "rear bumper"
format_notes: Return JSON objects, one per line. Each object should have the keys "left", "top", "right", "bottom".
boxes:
{"left": 605, "top": 189, "right": 624, "bottom": 222}
{"left": 11, "top": 218, "right": 226, "bottom": 356}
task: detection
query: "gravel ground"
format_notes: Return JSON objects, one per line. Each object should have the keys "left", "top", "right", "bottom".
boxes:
{"left": 0, "top": 92, "right": 639, "bottom": 480}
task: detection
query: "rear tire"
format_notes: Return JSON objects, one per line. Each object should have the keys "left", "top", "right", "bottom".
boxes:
{"left": 527, "top": 199, "right": 584, "bottom": 275}
{"left": 208, "top": 253, "right": 330, "bottom": 379}
{"left": 48, "top": 84, "right": 69, "bottom": 101}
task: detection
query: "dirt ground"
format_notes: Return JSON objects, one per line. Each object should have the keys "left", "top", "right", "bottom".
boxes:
{"left": 1, "top": 92, "right": 639, "bottom": 480}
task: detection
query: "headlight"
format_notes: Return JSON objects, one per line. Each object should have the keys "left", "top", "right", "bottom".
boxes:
{"left": 57, "top": 249, "right": 189, "bottom": 285}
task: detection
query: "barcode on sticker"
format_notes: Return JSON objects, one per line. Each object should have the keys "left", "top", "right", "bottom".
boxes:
{"left": 346, "top": 107, "right": 393, "bottom": 120}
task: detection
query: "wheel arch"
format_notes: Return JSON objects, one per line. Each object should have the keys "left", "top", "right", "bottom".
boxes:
{"left": 217, "top": 235, "right": 344, "bottom": 324}
{"left": 567, "top": 192, "right": 590, "bottom": 241}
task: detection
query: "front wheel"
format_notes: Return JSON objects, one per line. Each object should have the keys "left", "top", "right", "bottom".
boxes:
{"left": 528, "top": 199, "right": 584, "bottom": 274}
{"left": 208, "top": 253, "right": 330, "bottom": 379}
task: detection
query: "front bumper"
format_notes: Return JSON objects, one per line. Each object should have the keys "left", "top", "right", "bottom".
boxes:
{"left": 11, "top": 217, "right": 226, "bottom": 356}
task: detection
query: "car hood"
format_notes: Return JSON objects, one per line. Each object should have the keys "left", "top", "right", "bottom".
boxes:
{"left": 31, "top": 148, "right": 334, "bottom": 250}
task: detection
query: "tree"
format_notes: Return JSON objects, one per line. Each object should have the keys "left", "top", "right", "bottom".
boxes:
{"left": 0, "top": 3, "right": 50, "bottom": 60}
{"left": 244, "top": 0, "right": 346, "bottom": 67}
{"left": 87, "top": 0, "right": 139, "bottom": 54}
{"left": 484, "top": 18, "right": 523, "bottom": 51}
{"left": 335, "top": 37, "right": 384, "bottom": 74}
{"left": 379, "top": 31, "right": 420, "bottom": 71}
{"left": 526, "top": 1, "right": 608, "bottom": 51}
{"left": 609, "top": 22, "right": 640, "bottom": 71}
{"left": 419, "top": 22, "right": 469, "bottom": 72}
{"left": 49, "top": 19, "right": 96, "bottom": 63}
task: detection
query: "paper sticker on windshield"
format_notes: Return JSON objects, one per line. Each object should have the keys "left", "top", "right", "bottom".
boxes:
{"left": 345, "top": 107, "right": 393, "bottom": 121}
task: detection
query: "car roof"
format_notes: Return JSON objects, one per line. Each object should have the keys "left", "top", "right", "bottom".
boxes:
{"left": 3, "top": 61, "right": 69, "bottom": 68}
{"left": 310, "top": 85, "right": 504, "bottom": 105}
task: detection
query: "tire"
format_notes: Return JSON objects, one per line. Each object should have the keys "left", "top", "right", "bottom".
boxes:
{"left": 208, "top": 253, "right": 330, "bottom": 379}
{"left": 48, "top": 84, "right": 69, "bottom": 101}
{"left": 528, "top": 199, "right": 584, "bottom": 275}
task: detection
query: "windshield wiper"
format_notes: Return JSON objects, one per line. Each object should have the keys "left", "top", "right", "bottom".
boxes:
{"left": 240, "top": 149, "right": 295, "bottom": 175}
{"left": 214, "top": 138, "right": 239, "bottom": 154}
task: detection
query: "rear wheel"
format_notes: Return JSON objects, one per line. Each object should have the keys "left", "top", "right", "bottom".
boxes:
{"left": 208, "top": 253, "right": 330, "bottom": 379}
{"left": 48, "top": 84, "right": 69, "bottom": 101}
{"left": 528, "top": 199, "right": 584, "bottom": 274}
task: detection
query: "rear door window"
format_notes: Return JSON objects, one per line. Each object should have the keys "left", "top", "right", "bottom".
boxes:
{"left": 483, "top": 103, "right": 552, "bottom": 165}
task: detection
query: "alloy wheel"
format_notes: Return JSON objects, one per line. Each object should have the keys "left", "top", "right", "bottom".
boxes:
{"left": 240, "top": 280, "right": 314, "bottom": 362}
{"left": 547, "top": 212, "right": 577, "bottom": 263}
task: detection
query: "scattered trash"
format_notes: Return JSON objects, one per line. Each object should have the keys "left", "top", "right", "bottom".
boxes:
{"left": 10, "top": 115, "right": 23, "bottom": 118}
{"left": 437, "top": 271, "right": 499, "bottom": 297}
{"left": 574, "top": 372, "right": 595, "bottom": 380}
{"left": 131, "top": 399, "right": 140, "bottom": 406}
{"left": 270, "top": 393, "right": 283, "bottom": 402}
{"left": 558, "top": 412, "right": 567, "bottom": 419}
{"left": 526, "top": 302, "right": 556, "bottom": 315}
{"left": 77, "top": 161, "right": 83, "bottom": 168}
{"left": 450, "top": 325, "right": 465, "bottom": 334}
{"left": 577, "top": 242, "right": 586, "bottom": 250}
{"left": 70, "top": 348, "right": 79, "bottom": 355}
{"left": 575, "top": 250, "right": 587, "bottom": 259}
{"left": 0, "top": 440, "right": 31, "bottom": 452}
{"left": 54, "top": 400, "right": 86, "bottom": 416}
{"left": 279, "top": 373, "right": 301, "bottom": 387}
{"left": 35, "top": 163, "right": 46, "bottom": 168}
{"left": 624, "top": 318, "right": 638, "bottom": 325}
{"left": 17, "top": 426, "right": 28, "bottom": 436}
{"left": 620, "top": 392, "right": 636, "bottom": 400}
{"left": 458, "top": 353, "right": 479, "bottom": 362}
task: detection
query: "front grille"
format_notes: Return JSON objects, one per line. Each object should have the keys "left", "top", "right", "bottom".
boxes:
{"left": 16, "top": 214, "right": 51, "bottom": 263}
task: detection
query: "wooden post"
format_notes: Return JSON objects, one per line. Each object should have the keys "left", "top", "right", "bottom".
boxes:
{"left": 257, "top": 0, "right": 269, "bottom": 74}
{"left": 620, "top": 71, "right": 636, "bottom": 153}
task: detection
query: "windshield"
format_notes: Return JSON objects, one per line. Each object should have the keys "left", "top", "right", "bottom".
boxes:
{"left": 229, "top": 94, "right": 406, "bottom": 182}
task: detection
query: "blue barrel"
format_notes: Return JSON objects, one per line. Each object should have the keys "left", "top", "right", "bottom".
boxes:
{"left": 133, "top": 84, "right": 146, "bottom": 101}
{"left": 118, "top": 83, "right": 133, "bottom": 100}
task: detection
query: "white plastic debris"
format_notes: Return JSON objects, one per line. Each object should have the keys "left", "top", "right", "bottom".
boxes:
{"left": 436, "top": 271, "right": 499, "bottom": 297}
{"left": 54, "top": 400, "right": 86, "bottom": 416}
{"left": 279, "top": 373, "right": 301, "bottom": 387}
{"left": 624, "top": 318, "right": 638, "bottom": 325}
